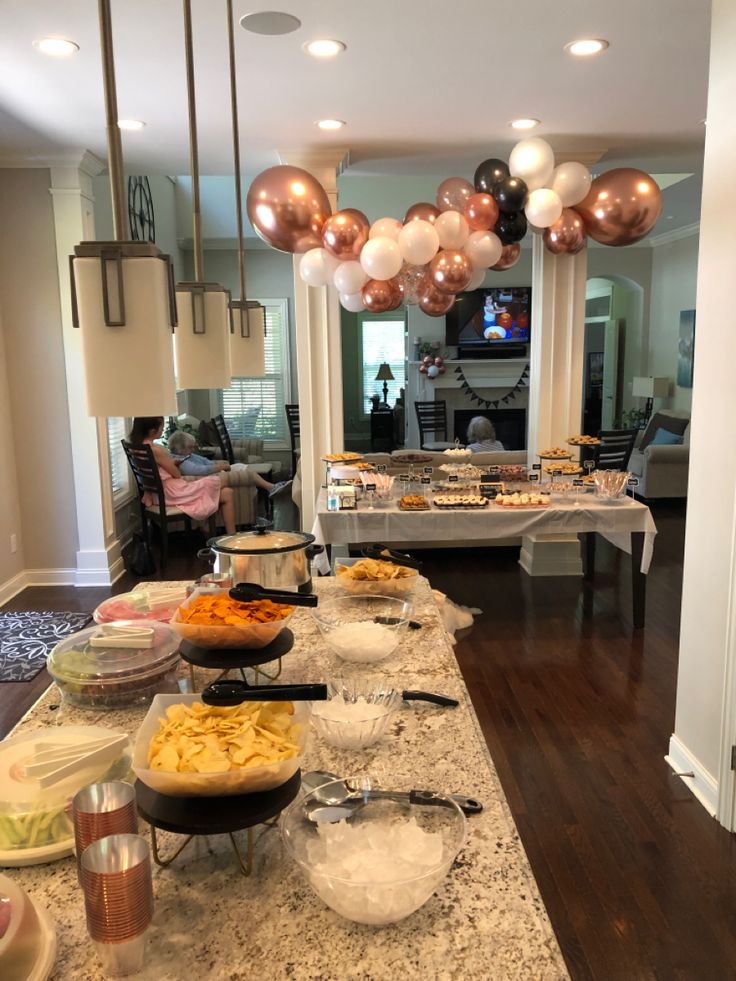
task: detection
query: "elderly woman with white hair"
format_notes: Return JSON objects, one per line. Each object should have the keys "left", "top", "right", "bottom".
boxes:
{"left": 465, "top": 416, "right": 505, "bottom": 453}
{"left": 168, "top": 429, "right": 290, "bottom": 497}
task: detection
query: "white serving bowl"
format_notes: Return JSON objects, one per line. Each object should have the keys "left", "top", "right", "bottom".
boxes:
{"left": 311, "top": 596, "right": 412, "bottom": 664}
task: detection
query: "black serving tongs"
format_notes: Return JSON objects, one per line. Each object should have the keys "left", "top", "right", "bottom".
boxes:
{"left": 202, "top": 678, "right": 327, "bottom": 705}
{"left": 229, "top": 582, "right": 318, "bottom": 608}
{"left": 361, "top": 544, "right": 422, "bottom": 571}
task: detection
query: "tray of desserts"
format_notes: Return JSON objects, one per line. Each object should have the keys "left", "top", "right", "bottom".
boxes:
{"left": 495, "top": 464, "right": 528, "bottom": 481}
{"left": 433, "top": 494, "right": 489, "bottom": 509}
{"left": 438, "top": 463, "right": 483, "bottom": 479}
{"left": 567, "top": 435, "right": 601, "bottom": 445}
{"left": 544, "top": 463, "right": 583, "bottom": 475}
{"left": 538, "top": 447, "right": 573, "bottom": 460}
{"left": 398, "top": 495, "right": 430, "bottom": 511}
{"left": 322, "top": 452, "right": 364, "bottom": 463}
{"left": 496, "top": 492, "right": 550, "bottom": 509}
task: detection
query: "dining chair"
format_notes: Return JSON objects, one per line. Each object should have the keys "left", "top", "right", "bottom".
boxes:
{"left": 285, "top": 404, "right": 300, "bottom": 477}
{"left": 414, "top": 400, "right": 454, "bottom": 450}
{"left": 211, "top": 414, "right": 236, "bottom": 465}
{"left": 370, "top": 409, "right": 395, "bottom": 452}
{"left": 593, "top": 429, "right": 639, "bottom": 471}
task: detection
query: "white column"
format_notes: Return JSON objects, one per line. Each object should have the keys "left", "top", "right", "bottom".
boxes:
{"left": 50, "top": 152, "right": 123, "bottom": 585}
{"left": 670, "top": 0, "right": 736, "bottom": 825}
{"left": 278, "top": 150, "right": 348, "bottom": 531}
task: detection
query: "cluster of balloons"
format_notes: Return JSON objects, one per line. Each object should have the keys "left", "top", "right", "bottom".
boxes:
{"left": 246, "top": 142, "right": 663, "bottom": 319}
{"left": 419, "top": 355, "right": 446, "bottom": 379}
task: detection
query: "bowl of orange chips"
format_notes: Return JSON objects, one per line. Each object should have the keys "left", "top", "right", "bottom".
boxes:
{"left": 170, "top": 588, "right": 294, "bottom": 649}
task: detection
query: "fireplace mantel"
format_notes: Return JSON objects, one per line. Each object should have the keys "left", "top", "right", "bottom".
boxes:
{"left": 409, "top": 359, "right": 528, "bottom": 390}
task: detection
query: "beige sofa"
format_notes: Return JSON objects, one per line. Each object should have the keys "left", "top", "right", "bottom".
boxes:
{"left": 627, "top": 410, "right": 690, "bottom": 499}
{"left": 363, "top": 449, "right": 528, "bottom": 472}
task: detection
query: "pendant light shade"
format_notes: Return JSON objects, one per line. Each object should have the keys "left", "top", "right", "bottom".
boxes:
{"left": 230, "top": 301, "right": 266, "bottom": 377}
{"left": 174, "top": 283, "right": 232, "bottom": 389}
{"left": 71, "top": 241, "right": 178, "bottom": 416}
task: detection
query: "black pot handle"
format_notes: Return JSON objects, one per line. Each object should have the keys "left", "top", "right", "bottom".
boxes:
{"left": 402, "top": 690, "right": 459, "bottom": 708}
{"left": 306, "top": 544, "right": 324, "bottom": 560}
{"left": 197, "top": 547, "right": 215, "bottom": 564}
{"left": 239, "top": 518, "right": 274, "bottom": 535}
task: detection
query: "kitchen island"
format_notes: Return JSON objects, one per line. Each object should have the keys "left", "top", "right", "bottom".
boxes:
{"left": 8, "top": 578, "right": 568, "bottom": 980}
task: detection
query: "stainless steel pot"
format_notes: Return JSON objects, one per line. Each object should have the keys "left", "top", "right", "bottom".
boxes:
{"left": 198, "top": 521, "right": 323, "bottom": 593}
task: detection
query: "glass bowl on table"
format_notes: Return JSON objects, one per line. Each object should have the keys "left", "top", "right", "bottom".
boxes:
{"left": 311, "top": 595, "right": 412, "bottom": 665}
{"left": 168, "top": 587, "right": 294, "bottom": 649}
{"left": 594, "top": 469, "right": 631, "bottom": 504}
{"left": 308, "top": 679, "right": 401, "bottom": 750}
{"left": 334, "top": 556, "right": 419, "bottom": 599}
{"left": 280, "top": 774, "right": 466, "bottom": 925}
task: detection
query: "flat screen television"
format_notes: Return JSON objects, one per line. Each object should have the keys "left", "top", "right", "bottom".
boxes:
{"left": 445, "top": 287, "right": 531, "bottom": 352}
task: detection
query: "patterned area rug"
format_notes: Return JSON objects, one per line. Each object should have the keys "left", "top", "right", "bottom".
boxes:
{"left": 0, "top": 611, "right": 93, "bottom": 682}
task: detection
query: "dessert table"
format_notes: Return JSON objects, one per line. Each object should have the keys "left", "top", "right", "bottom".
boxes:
{"left": 311, "top": 490, "right": 657, "bottom": 627}
{"left": 7, "top": 578, "right": 568, "bottom": 981}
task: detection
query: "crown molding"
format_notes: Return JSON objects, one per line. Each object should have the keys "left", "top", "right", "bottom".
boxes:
{"left": 0, "top": 148, "right": 105, "bottom": 171}
{"left": 647, "top": 221, "right": 700, "bottom": 247}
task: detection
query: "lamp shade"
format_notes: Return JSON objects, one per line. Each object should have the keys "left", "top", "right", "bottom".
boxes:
{"left": 71, "top": 242, "right": 177, "bottom": 417}
{"left": 174, "top": 282, "right": 232, "bottom": 390}
{"left": 375, "top": 362, "right": 395, "bottom": 382}
{"left": 632, "top": 376, "right": 670, "bottom": 398}
{"left": 230, "top": 302, "right": 266, "bottom": 378}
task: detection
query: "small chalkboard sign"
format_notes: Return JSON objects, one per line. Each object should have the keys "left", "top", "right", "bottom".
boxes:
{"left": 479, "top": 482, "right": 502, "bottom": 500}
{"left": 423, "top": 466, "right": 434, "bottom": 475}
{"left": 448, "top": 475, "right": 459, "bottom": 483}
{"left": 528, "top": 473, "right": 540, "bottom": 482}
{"left": 376, "top": 464, "right": 387, "bottom": 473}
{"left": 551, "top": 469, "right": 562, "bottom": 477}
{"left": 573, "top": 478, "right": 584, "bottom": 486}
{"left": 420, "top": 476, "right": 431, "bottom": 485}
{"left": 399, "top": 473, "right": 410, "bottom": 482}
{"left": 489, "top": 466, "right": 500, "bottom": 475}
{"left": 627, "top": 477, "right": 639, "bottom": 487}
{"left": 365, "top": 483, "right": 376, "bottom": 492}
{"left": 584, "top": 460, "right": 595, "bottom": 472}
{"left": 532, "top": 463, "right": 542, "bottom": 470}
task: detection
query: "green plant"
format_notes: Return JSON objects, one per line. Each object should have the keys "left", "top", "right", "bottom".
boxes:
{"left": 616, "top": 408, "right": 648, "bottom": 430}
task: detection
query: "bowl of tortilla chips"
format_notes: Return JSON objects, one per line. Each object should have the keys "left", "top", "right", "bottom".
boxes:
{"left": 335, "top": 557, "right": 419, "bottom": 598}
{"left": 170, "top": 588, "right": 294, "bottom": 649}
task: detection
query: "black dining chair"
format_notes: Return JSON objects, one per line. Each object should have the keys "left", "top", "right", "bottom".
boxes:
{"left": 593, "top": 429, "right": 639, "bottom": 471}
{"left": 370, "top": 409, "right": 395, "bottom": 452}
{"left": 414, "top": 400, "right": 454, "bottom": 451}
{"left": 211, "top": 414, "right": 236, "bottom": 465}
{"left": 285, "top": 404, "right": 300, "bottom": 477}
{"left": 122, "top": 441, "right": 213, "bottom": 568}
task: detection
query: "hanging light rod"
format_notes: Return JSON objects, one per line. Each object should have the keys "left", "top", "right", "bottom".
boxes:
{"left": 99, "top": 0, "right": 127, "bottom": 239}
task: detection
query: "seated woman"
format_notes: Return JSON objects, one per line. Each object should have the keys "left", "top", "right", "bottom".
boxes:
{"left": 466, "top": 416, "right": 505, "bottom": 453}
{"left": 167, "top": 430, "right": 290, "bottom": 497}
{"left": 128, "top": 417, "right": 237, "bottom": 534}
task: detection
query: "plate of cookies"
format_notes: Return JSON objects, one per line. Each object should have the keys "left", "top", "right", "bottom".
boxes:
{"left": 433, "top": 494, "right": 489, "bottom": 509}
{"left": 496, "top": 492, "right": 550, "bottom": 508}
{"left": 399, "top": 495, "right": 430, "bottom": 511}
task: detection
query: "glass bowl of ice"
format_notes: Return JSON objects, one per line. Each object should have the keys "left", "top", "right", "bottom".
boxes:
{"left": 308, "top": 679, "right": 401, "bottom": 750}
{"left": 311, "top": 596, "right": 412, "bottom": 664}
{"left": 280, "top": 774, "right": 466, "bottom": 925}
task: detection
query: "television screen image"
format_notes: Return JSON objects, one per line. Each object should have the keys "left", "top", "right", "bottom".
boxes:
{"left": 446, "top": 287, "right": 531, "bottom": 348}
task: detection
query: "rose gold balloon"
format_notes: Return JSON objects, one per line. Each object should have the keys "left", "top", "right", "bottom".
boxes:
{"left": 322, "top": 208, "right": 370, "bottom": 260}
{"left": 436, "top": 177, "right": 474, "bottom": 213}
{"left": 362, "top": 277, "right": 402, "bottom": 313}
{"left": 246, "top": 165, "right": 332, "bottom": 253}
{"left": 490, "top": 242, "right": 521, "bottom": 271}
{"left": 419, "top": 364, "right": 428, "bottom": 373}
{"left": 428, "top": 249, "right": 473, "bottom": 294}
{"left": 422, "top": 355, "right": 434, "bottom": 366}
{"left": 543, "top": 208, "right": 587, "bottom": 255}
{"left": 434, "top": 357, "right": 443, "bottom": 367}
{"left": 404, "top": 202, "right": 440, "bottom": 224}
{"left": 574, "top": 168, "right": 662, "bottom": 247}
{"left": 418, "top": 284, "right": 456, "bottom": 317}
{"left": 398, "top": 263, "right": 429, "bottom": 305}
{"left": 464, "top": 193, "right": 499, "bottom": 231}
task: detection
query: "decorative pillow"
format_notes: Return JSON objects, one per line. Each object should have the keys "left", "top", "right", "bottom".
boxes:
{"left": 198, "top": 420, "right": 219, "bottom": 447}
{"left": 639, "top": 412, "right": 689, "bottom": 451}
{"left": 649, "top": 428, "right": 683, "bottom": 446}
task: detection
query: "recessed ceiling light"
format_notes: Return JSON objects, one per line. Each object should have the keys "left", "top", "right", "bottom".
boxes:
{"left": 303, "top": 38, "right": 346, "bottom": 58}
{"left": 510, "top": 118, "right": 540, "bottom": 130}
{"left": 240, "top": 11, "right": 301, "bottom": 35}
{"left": 565, "top": 38, "right": 609, "bottom": 57}
{"left": 118, "top": 119, "right": 146, "bottom": 131}
{"left": 316, "top": 118, "right": 345, "bottom": 131}
{"left": 33, "top": 37, "right": 79, "bottom": 57}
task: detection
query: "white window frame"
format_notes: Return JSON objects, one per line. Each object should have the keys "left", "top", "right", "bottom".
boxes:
{"left": 217, "top": 298, "right": 292, "bottom": 449}
{"left": 107, "top": 417, "right": 134, "bottom": 506}
{"left": 359, "top": 313, "right": 407, "bottom": 417}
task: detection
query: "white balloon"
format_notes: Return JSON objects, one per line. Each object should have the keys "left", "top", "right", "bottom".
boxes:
{"left": 435, "top": 211, "right": 470, "bottom": 250}
{"left": 339, "top": 291, "right": 365, "bottom": 312}
{"left": 299, "top": 248, "right": 340, "bottom": 287}
{"left": 359, "top": 236, "right": 403, "bottom": 280}
{"left": 464, "top": 230, "right": 503, "bottom": 268}
{"left": 509, "top": 137, "right": 555, "bottom": 192}
{"left": 333, "top": 260, "right": 368, "bottom": 294}
{"left": 550, "top": 161, "right": 592, "bottom": 207}
{"left": 397, "top": 220, "right": 440, "bottom": 266}
{"left": 466, "top": 266, "right": 486, "bottom": 290}
{"left": 525, "top": 188, "right": 563, "bottom": 228}
{"left": 427, "top": 364, "right": 440, "bottom": 378}
{"left": 369, "top": 216, "right": 402, "bottom": 241}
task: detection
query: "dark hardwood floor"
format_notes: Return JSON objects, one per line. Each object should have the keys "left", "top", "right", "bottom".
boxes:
{"left": 2, "top": 507, "right": 736, "bottom": 980}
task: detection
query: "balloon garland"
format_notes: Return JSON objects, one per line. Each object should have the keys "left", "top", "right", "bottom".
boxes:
{"left": 246, "top": 139, "right": 663, "bottom": 319}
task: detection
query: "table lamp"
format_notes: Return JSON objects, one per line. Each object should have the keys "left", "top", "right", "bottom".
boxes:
{"left": 375, "top": 362, "right": 395, "bottom": 405}
{"left": 632, "top": 376, "right": 670, "bottom": 424}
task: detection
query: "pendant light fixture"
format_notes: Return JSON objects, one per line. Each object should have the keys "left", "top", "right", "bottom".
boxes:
{"left": 70, "top": 0, "right": 178, "bottom": 418}
{"left": 174, "top": 0, "right": 232, "bottom": 391}
{"left": 226, "top": 0, "right": 266, "bottom": 379}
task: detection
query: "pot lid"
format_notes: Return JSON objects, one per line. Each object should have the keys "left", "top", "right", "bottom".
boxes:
{"left": 209, "top": 528, "right": 315, "bottom": 554}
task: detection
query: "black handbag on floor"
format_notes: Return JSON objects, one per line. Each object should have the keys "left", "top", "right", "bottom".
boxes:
{"left": 124, "top": 532, "right": 156, "bottom": 576}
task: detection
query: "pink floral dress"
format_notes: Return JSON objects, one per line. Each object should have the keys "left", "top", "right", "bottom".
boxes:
{"left": 143, "top": 467, "right": 221, "bottom": 520}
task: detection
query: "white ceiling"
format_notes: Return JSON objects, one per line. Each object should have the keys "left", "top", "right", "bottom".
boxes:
{"left": 0, "top": 0, "right": 709, "bottom": 229}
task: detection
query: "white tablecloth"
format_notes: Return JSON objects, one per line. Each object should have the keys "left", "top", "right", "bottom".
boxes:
{"left": 312, "top": 490, "right": 657, "bottom": 574}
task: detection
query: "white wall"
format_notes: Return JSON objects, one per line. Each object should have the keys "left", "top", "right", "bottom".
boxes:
{"left": 0, "top": 169, "right": 78, "bottom": 575}
{"left": 648, "top": 233, "right": 699, "bottom": 414}
{"left": 673, "top": 0, "right": 735, "bottom": 816}
{"left": 0, "top": 310, "right": 24, "bottom": 588}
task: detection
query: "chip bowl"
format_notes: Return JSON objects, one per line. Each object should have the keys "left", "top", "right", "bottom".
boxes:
{"left": 280, "top": 774, "right": 466, "bottom": 925}
{"left": 334, "top": 559, "right": 418, "bottom": 598}
{"left": 133, "top": 694, "right": 309, "bottom": 797}
{"left": 168, "top": 587, "right": 294, "bottom": 649}
{"left": 311, "top": 596, "right": 412, "bottom": 664}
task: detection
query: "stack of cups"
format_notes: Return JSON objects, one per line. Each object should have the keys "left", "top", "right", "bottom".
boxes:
{"left": 79, "top": 834, "right": 154, "bottom": 976}
{"left": 73, "top": 782, "right": 138, "bottom": 881}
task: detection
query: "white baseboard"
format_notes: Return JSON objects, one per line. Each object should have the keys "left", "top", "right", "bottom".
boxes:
{"left": 0, "top": 554, "right": 125, "bottom": 603}
{"left": 666, "top": 734, "right": 718, "bottom": 817}
{"left": 0, "top": 572, "right": 28, "bottom": 606}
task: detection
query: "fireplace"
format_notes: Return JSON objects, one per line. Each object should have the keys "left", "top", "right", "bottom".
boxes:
{"left": 454, "top": 408, "right": 527, "bottom": 450}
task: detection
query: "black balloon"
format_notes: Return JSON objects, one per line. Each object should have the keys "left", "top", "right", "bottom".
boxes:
{"left": 494, "top": 211, "right": 528, "bottom": 245}
{"left": 493, "top": 177, "right": 528, "bottom": 214}
{"left": 474, "top": 158, "right": 510, "bottom": 194}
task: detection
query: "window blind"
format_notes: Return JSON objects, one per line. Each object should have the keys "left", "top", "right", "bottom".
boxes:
{"left": 221, "top": 300, "right": 290, "bottom": 444}
{"left": 361, "top": 318, "right": 406, "bottom": 412}
{"left": 107, "top": 417, "right": 130, "bottom": 499}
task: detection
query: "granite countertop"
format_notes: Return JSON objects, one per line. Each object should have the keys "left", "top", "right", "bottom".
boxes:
{"left": 9, "top": 578, "right": 568, "bottom": 981}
